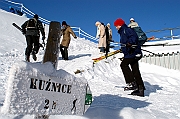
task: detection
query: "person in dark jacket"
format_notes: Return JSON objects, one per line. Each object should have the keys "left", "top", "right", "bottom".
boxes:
{"left": 60, "top": 21, "right": 77, "bottom": 60}
{"left": 21, "top": 14, "right": 45, "bottom": 62}
{"left": 9, "top": 6, "right": 15, "bottom": 13}
{"left": 16, "top": 9, "right": 23, "bottom": 16}
{"left": 114, "top": 18, "right": 145, "bottom": 97}
{"left": 105, "top": 23, "right": 113, "bottom": 55}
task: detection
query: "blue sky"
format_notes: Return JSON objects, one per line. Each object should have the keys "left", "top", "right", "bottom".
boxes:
{"left": 5, "top": 0, "right": 180, "bottom": 43}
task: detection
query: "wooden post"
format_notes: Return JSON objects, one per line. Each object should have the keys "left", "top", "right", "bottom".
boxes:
{"left": 36, "top": 22, "right": 61, "bottom": 119}
{"left": 43, "top": 21, "right": 61, "bottom": 69}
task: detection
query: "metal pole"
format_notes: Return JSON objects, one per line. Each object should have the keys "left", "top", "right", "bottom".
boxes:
{"left": 79, "top": 28, "right": 80, "bottom": 37}
{"left": 20, "top": 3, "right": 23, "bottom": 12}
{"left": 170, "top": 29, "right": 173, "bottom": 40}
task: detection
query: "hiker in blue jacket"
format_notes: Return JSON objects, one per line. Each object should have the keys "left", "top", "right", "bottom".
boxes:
{"left": 114, "top": 18, "right": 145, "bottom": 97}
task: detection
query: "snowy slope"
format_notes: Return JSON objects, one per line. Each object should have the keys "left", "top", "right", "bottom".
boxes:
{"left": 0, "top": 9, "right": 180, "bottom": 119}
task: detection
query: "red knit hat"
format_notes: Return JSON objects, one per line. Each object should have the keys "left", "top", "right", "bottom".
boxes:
{"left": 114, "top": 18, "right": 125, "bottom": 27}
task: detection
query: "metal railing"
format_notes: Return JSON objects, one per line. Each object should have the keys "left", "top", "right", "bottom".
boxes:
{"left": 140, "top": 51, "right": 180, "bottom": 71}
{"left": 1, "top": 1, "right": 180, "bottom": 71}
{"left": 2, "top": 0, "right": 180, "bottom": 43}
{"left": 0, "top": 0, "right": 98, "bottom": 42}
{"left": 146, "top": 27, "right": 180, "bottom": 40}
{"left": 71, "top": 27, "right": 98, "bottom": 42}
{"left": 0, "top": 0, "right": 50, "bottom": 24}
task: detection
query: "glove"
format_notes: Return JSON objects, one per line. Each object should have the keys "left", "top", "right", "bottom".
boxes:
{"left": 126, "top": 43, "right": 132, "bottom": 48}
{"left": 135, "top": 54, "right": 142, "bottom": 60}
{"left": 22, "top": 29, "right": 26, "bottom": 35}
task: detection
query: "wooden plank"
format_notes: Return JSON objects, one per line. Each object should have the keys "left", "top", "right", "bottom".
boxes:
{"left": 43, "top": 21, "right": 61, "bottom": 69}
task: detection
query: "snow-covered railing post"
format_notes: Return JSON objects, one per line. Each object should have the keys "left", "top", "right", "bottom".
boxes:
{"left": 78, "top": 27, "right": 81, "bottom": 37}
{"left": 20, "top": 3, "right": 23, "bottom": 12}
{"left": 170, "top": 29, "right": 173, "bottom": 40}
{"left": 178, "top": 51, "right": 180, "bottom": 70}
{"left": 141, "top": 51, "right": 180, "bottom": 71}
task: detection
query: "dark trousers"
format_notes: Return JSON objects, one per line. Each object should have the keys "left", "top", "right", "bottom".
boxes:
{"left": 120, "top": 58, "right": 144, "bottom": 87}
{"left": 105, "top": 42, "right": 110, "bottom": 55}
{"left": 60, "top": 45, "right": 68, "bottom": 60}
{"left": 99, "top": 47, "right": 105, "bottom": 53}
{"left": 25, "top": 35, "right": 39, "bottom": 56}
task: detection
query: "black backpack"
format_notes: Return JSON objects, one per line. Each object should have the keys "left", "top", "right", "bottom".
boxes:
{"left": 132, "top": 27, "right": 147, "bottom": 45}
{"left": 105, "top": 26, "right": 109, "bottom": 40}
{"left": 26, "top": 18, "right": 37, "bottom": 28}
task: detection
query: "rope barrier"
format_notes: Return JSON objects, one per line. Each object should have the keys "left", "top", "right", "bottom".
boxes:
{"left": 145, "top": 27, "right": 180, "bottom": 33}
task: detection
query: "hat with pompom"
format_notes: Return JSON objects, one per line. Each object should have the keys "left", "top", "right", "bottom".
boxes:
{"left": 114, "top": 18, "right": 125, "bottom": 27}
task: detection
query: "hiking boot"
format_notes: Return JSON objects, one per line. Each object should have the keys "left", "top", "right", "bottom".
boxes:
{"left": 64, "top": 58, "right": 69, "bottom": 61}
{"left": 119, "top": 57, "right": 124, "bottom": 61}
{"left": 131, "top": 85, "right": 144, "bottom": 97}
{"left": 124, "top": 81, "right": 138, "bottom": 91}
{"left": 25, "top": 55, "right": 30, "bottom": 62}
{"left": 32, "top": 53, "right": 37, "bottom": 61}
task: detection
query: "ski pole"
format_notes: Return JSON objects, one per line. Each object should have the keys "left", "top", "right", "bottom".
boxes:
{"left": 112, "top": 44, "right": 162, "bottom": 56}
{"left": 109, "top": 45, "right": 120, "bottom": 48}
{"left": 141, "top": 49, "right": 162, "bottom": 56}
{"left": 110, "top": 43, "right": 137, "bottom": 48}
{"left": 119, "top": 43, "right": 137, "bottom": 48}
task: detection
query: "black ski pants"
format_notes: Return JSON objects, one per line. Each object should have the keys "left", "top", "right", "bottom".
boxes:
{"left": 120, "top": 58, "right": 144, "bottom": 87}
{"left": 105, "top": 42, "right": 110, "bottom": 56}
{"left": 25, "top": 35, "right": 39, "bottom": 56}
{"left": 60, "top": 45, "right": 68, "bottom": 60}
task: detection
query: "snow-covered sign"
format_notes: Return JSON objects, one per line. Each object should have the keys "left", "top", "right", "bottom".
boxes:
{"left": 1, "top": 62, "right": 92, "bottom": 115}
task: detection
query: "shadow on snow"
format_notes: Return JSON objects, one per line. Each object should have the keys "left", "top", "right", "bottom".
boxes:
{"left": 144, "top": 81, "right": 163, "bottom": 96}
{"left": 84, "top": 81, "right": 162, "bottom": 119}
{"left": 58, "top": 53, "right": 91, "bottom": 60}
{"left": 84, "top": 94, "right": 151, "bottom": 119}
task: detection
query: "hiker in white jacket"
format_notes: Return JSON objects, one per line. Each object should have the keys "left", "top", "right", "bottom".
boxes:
{"left": 95, "top": 21, "right": 106, "bottom": 53}
{"left": 128, "top": 18, "right": 139, "bottom": 28}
